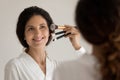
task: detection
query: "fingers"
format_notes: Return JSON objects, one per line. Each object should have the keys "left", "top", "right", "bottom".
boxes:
{"left": 61, "top": 25, "right": 81, "bottom": 50}
{"left": 63, "top": 25, "right": 79, "bottom": 37}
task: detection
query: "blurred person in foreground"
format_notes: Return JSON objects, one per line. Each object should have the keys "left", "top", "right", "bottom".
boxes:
{"left": 52, "top": 0, "right": 120, "bottom": 80}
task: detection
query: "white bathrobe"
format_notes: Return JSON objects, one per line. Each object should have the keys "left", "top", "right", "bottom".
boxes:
{"left": 4, "top": 52, "right": 56, "bottom": 80}
{"left": 4, "top": 47, "right": 85, "bottom": 80}
{"left": 52, "top": 53, "right": 101, "bottom": 80}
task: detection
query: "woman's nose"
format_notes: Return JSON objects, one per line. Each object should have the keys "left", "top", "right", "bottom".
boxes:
{"left": 35, "top": 29, "right": 41, "bottom": 36}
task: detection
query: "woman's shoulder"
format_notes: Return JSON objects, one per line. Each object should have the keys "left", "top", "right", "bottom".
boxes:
{"left": 5, "top": 53, "right": 25, "bottom": 70}
{"left": 53, "top": 54, "right": 100, "bottom": 80}
{"left": 77, "top": 53, "right": 97, "bottom": 65}
{"left": 5, "top": 58, "right": 19, "bottom": 71}
{"left": 54, "top": 53, "right": 98, "bottom": 75}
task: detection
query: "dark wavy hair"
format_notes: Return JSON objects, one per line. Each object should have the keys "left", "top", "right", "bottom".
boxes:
{"left": 16, "top": 6, "right": 54, "bottom": 48}
{"left": 75, "top": 0, "right": 120, "bottom": 80}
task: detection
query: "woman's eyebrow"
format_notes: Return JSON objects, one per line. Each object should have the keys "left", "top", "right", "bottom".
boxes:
{"left": 39, "top": 23, "right": 47, "bottom": 26}
{"left": 25, "top": 25, "right": 34, "bottom": 28}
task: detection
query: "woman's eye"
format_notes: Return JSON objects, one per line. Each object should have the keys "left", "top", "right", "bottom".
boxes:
{"left": 28, "top": 28, "right": 34, "bottom": 31}
{"left": 40, "top": 26, "right": 45, "bottom": 29}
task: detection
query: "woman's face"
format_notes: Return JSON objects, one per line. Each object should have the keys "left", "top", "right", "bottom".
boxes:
{"left": 24, "top": 15, "right": 49, "bottom": 49}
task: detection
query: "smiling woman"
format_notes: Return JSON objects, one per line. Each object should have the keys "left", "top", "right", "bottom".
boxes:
{"left": 24, "top": 15, "right": 50, "bottom": 49}
{"left": 5, "top": 6, "right": 55, "bottom": 80}
{"left": 4, "top": 6, "right": 83, "bottom": 80}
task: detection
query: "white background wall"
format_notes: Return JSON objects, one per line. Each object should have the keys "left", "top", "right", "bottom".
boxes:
{"left": 0, "top": 0, "right": 92, "bottom": 80}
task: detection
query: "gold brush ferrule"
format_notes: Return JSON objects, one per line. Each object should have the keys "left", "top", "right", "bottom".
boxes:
{"left": 57, "top": 25, "right": 65, "bottom": 29}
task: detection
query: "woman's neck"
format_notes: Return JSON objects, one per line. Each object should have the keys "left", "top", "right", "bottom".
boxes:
{"left": 27, "top": 47, "right": 47, "bottom": 75}
{"left": 27, "top": 47, "right": 46, "bottom": 64}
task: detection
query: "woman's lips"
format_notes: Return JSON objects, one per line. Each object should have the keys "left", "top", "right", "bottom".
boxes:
{"left": 33, "top": 37, "right": 44, "bottom": 42}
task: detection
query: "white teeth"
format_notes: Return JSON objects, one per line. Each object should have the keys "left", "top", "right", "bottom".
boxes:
{"left": 33, "top": 37, "right": 44, "bottom": 41}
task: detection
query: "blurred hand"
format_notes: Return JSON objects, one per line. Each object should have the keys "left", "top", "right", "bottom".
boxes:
{"left": 63, "top": 25, "right": 81, "bottom": 50}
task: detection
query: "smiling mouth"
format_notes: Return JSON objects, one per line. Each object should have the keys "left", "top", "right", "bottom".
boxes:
{"left": 33, "top": 37, "right": 44, "bottom": 42}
